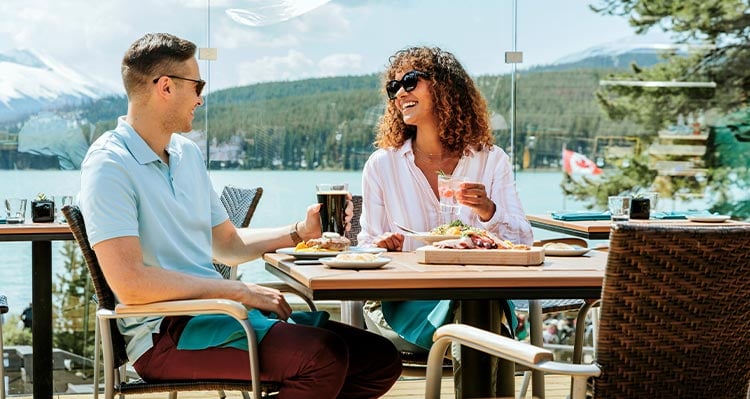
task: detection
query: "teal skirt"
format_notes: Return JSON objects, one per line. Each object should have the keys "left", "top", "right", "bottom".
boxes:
{"left": 382, "top": 300, "right": 517, "bottom": 350}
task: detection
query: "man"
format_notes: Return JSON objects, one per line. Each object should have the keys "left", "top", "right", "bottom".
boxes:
{"left": 79, "top": 33, "right": 400, "bottom": 399}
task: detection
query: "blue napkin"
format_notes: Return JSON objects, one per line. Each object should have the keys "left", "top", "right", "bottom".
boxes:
{"left": 551, "top": 211, "right": 611, "bottom": 221}
{"left": 651, "top": 210, "right": 712, "bottom": 220}
{"left": 177, "top": 310, "right": 330, "bottom": 351}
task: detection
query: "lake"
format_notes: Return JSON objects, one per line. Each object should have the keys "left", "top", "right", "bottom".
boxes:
{"left": 0, "top": 169, "right": 586, "bottom": 315}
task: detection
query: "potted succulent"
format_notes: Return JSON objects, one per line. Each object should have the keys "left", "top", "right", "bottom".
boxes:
{"left": 31, "top": 193, "right": 55, "bottom": 223}
{"left": 629, "top": 192, "right": 651, "bottom": 220}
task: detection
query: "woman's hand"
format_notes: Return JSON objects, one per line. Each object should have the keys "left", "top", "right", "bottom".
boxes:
{"left": 374, "top": 232, "right": 404, "bottom": 251}
{"left": 456, "top": 182, "right": 496, "bottom": 222}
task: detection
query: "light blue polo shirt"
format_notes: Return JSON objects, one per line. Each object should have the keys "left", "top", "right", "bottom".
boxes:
{"left": 79, "top": 116, "right": 230, "bottom": 362}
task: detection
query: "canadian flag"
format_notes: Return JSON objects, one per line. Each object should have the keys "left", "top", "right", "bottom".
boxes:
{"left": 562, "top": 149, "right": 602, "bottom": 175}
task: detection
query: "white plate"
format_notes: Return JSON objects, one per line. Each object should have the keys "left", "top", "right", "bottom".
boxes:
{"left": 276, "top": 246, "right": 386, "bottom": 259}
{"left": 407, "top": 233, "right": 461, "bottom": 244}
{"left": 687, "top": 215, "right": 731, "bottom": 223}
{"left": 543, "top": 247, "right": 591, "bottom": 257}
{"left": 319, "top": 256, "right": 391, "bottom": 269}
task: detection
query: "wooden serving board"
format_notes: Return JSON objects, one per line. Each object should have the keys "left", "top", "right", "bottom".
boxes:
{"left": 415, "top": 246, "right": 544, "bottom": 266}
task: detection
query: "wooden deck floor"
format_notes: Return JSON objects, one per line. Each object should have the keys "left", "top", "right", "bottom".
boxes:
{"left": 10, "top": 374, "right": 572, "bottom": 399}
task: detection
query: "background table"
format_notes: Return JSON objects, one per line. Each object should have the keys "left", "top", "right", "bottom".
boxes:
{"left": 0, "top": 223, "right": 73, "bottom": 399}
{"left": 264, "top": 250, "right": 606, "bottom": 398}
{"left": 527, "top": 214, "right": 747, "bottom": 240}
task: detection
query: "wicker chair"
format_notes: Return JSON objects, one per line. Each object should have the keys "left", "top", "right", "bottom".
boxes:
{"left": 0, "top": 294, "right": 8, "bottom": 399}
{"left": 62, "top": 205, "right": 280, "bottom": 399}
{"left": 344, "top": 194, "right": 362, "bottom": 246}
{"left": 213, "top": 186, "right": 264, "bottom": 280}
{"left": 425, "top": 223, "right": 750, "bottom": 399}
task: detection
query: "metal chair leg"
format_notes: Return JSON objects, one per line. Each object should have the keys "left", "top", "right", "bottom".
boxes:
{"left": 517, "top": 371, "right": 531, "bottom": 399}
{"left": 94, "top": 318, "right": 100, "bottom": 399}
{"left": 0, "top": 295, "right": 8, "bottom": 399}
{"left": 341, "top": 300, "right": 364, "bottom": 328}
{"left": 0, "top": 314, "right": 5, "bottom": 399}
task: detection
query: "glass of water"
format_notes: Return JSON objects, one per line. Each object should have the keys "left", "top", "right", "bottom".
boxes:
{"left": 54, "top": 195, "right": 74, "bottom": 223}
{"left": 608, "top": 196, "right": 631, "bottom": 223}
{"left": 4, "top": 198, "right": 28, "bottom": 224}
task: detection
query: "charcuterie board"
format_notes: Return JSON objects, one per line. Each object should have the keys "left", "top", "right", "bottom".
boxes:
{"left": 415, "top": 246, "right": 545, "bottom": 266}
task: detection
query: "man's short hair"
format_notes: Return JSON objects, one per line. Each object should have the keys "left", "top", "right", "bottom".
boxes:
{"left": 121, "top": 33, "right": 197, "bottom": 97}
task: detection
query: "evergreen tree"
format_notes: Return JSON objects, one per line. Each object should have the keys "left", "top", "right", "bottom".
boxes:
{"left": 52, "top": 241, "right": 96, "bottom": 357}
{"left": 574, "top": 0, "right": 750, "bottom": 217}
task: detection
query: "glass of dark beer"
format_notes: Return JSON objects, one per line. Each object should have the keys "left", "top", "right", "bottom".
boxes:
{"left": 316, "top": 183, "right": 349, "bottom": 234}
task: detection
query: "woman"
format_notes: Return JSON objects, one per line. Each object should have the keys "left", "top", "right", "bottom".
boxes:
{"left": 358, "top": 46, "right": 533, "bottom": 352}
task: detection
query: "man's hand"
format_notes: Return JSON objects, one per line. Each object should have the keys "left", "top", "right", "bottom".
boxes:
{"left": 297, "top": 203, "right": 323, "bottom": 241}
{"left": 243, "top": 283, "right": 292, "bottom": 320}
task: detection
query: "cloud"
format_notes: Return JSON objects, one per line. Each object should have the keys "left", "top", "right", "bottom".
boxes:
{"left": 236, "top": 49, "right": 315, "bottom": 85}
{"left": 318, "top": 53, "right": 364, "bottom": 77}
{"left": 235, "top": 50, "right": 365, "bottom": 85}
{"left": 214, "top": 22, "right": 301, "bottom": 49}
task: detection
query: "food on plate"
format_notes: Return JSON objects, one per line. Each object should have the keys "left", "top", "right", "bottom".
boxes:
{"left": 295, "top": 232, "right": 351, "bottom": 252}
{"left": 432, "top": 230, "right": 529, "bottom": 250}
{"left": 429, "top": 220, "right": 478, "bottom": 236}
{"left": 335, "top": 253, "right": 379, "bottom": 262}
{"left": 542, "top": 242, "right": 575, "bottom": 250}
{"left": 426, "top": 220, "right": 529, "bottom": 250}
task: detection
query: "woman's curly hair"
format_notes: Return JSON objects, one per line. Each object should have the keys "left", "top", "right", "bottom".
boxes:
{"left": 374, "top": 46, "right": 493, "bottom": 152}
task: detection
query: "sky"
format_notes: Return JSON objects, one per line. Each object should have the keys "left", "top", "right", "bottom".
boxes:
{"left": 0, "top": 0, "right": 651, "bottom": 93}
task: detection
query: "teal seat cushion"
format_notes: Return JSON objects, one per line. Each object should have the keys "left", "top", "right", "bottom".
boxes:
{"left": 177, "top": 309, "right": 330, "bottom": 351}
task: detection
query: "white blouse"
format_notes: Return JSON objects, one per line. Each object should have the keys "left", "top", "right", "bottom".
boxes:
{"left": 358, "top": 140, "right": 533, "bottom": 251}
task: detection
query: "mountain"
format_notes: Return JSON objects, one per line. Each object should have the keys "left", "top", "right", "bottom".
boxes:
{"left": 530, "top": 32, "right": 696, "bottom": 72}
{"left": 0, "top": 49, "right": 122, "bottom": 124}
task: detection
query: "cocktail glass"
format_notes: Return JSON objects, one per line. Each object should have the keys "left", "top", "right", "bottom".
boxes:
{"left": 438, "top": 175, "right": 462, "bottom": 223}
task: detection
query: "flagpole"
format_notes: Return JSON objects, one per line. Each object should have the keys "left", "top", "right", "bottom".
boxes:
{"left": 561, "top": 144, "right": 567, "bottom": 210}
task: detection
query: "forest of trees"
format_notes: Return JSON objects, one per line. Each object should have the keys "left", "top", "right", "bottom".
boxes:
{"left": 73, "top": 66, "right": 643, "bottom": 171}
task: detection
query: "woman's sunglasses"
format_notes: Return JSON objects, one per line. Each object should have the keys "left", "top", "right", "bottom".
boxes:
{"left": 385, "top": 70, "right": 430, "bottom": 100}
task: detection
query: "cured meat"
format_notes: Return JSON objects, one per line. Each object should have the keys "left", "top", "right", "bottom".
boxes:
{"left": 431, "top": 230, "right": 529, "bottom": 251}
{"left": 433, "top": 236, "right": 475, "bottom": 249}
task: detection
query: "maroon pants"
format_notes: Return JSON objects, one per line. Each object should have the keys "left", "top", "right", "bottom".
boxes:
{"left": 133, "top": 317, "right": 402, "bottom": 399}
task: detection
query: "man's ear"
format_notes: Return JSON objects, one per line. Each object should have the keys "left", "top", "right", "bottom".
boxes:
{"left": 153, "top": 77, "right": 172, "bottom": 98}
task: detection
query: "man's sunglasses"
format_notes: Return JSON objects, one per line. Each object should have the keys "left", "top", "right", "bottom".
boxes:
{"left": 153, "top": 75, "right": 206, "bottom": 96}
{"left": 385, "top": 70, "right": 430, "bottom": 100}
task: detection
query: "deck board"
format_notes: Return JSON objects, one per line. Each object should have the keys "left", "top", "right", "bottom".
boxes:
{"left": 10, "top": 374, "right": 573, "bottom": 398}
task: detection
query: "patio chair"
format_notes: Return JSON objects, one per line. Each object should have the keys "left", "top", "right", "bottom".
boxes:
{"left": 213, "top": 185, "right": 264, "bottom": 280}
{"left": 84, "top": 185, "right": 316, "bottom": 397}
{"left": 0, "top": 294, "right": 7, "bottom": 399}
{"left": 425, "top": 223, "right": 750, "bottom": 399}
{"left": 344, "top": 194, "right": 362, "bottom": 246}
{"left": 62, "top": 205, "right": 280, "bottom": 399}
